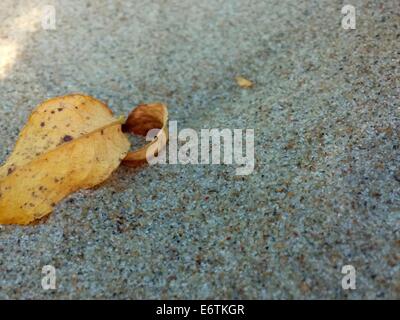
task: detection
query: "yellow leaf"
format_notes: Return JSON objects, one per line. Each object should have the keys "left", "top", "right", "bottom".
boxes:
{"left": 0, "top": 94, "right": 131, "bottom": 225}
{"left": 0, "top": 95, "right": 169, "bottom": 225}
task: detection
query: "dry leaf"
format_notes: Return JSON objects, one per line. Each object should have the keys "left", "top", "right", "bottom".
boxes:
{"left": 0, "top": 94, "right": 168, "bottom": 225}
{"left": 235, "top": 76, "right": 253, "bottom": 88}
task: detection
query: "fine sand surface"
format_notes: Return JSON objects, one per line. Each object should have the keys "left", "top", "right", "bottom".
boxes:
{"left": 0, "top": 0, "right": 398, "bottom": 299}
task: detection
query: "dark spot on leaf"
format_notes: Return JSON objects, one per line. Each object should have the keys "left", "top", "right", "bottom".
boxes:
{"left": 40, "top": 122, "right": 45, "bottom": 127}
{"left": 7, "top": 167, "right": 15, "bottom": 176}
{"left": 63, "top": 135, "right": 73, "bottom": 142}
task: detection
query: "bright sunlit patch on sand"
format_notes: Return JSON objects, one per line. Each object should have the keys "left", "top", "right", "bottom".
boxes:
{"left": 0, "top": 40, "right": 18, "bottom": 78}
{"left": 0, "top": 8, "right": 41, "bottom": 79}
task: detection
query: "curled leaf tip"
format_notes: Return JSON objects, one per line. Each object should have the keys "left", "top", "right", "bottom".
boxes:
{"left": 122, "top": 103, "right": 169, "bottom": 167}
